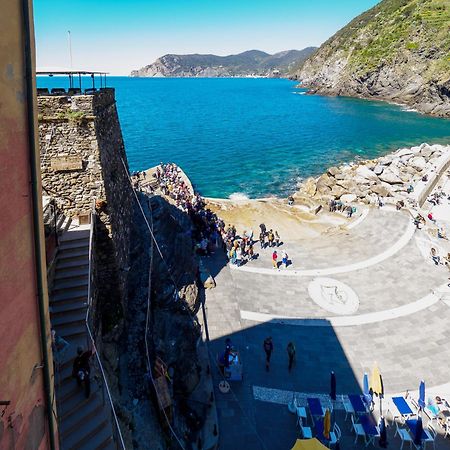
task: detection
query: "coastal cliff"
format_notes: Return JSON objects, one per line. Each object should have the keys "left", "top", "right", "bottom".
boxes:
{"left": 130, "top": 48, "right": 317, "bottom": 78}
{"left": 295, "top": 0, "right": 450, "bottom": 117}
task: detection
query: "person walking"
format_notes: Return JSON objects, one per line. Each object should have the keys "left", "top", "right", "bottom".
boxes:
{"left": 272, "top": 250, "right": 278, "bottom": 269}
{"left": 287, "top": 342, "right": 296, "bottom": 371}
{"left": 259, "top": 223, "right": 266, "bottom": 235}
{"left": 268, "top": 229, "right": 274, "bottom": 247}
{"left": 72, "top": 346, "right": 93, "bottom": 398}
{"left": 275, "top": 231, "right": 280, "bottom": 247}
{"left": 263, "top": 337, "right": 273, "bottom": 371}
{"left": 259, "top": 231, "right": 265, "bottom": 249}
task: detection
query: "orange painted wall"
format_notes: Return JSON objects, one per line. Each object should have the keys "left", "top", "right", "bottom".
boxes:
{"left": 0, "top": 1, "right": 57, "bottom": 449}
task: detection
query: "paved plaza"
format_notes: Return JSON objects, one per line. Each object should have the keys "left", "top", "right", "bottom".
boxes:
{"left": 203, "top": 197, "right": 450, "bottom": 449}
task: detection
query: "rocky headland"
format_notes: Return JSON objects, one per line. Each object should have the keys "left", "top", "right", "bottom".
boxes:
{"left": 294, "top": 143, "right": 450, "bottom": 210}
{"left": 294, "top": 0, "right": 450, "bottom": 117}
{"left": 130, "top": 48, "right": 317, "bottom": 78}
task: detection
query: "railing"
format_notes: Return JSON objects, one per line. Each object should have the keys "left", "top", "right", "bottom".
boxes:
{"left": 85, "top": 200, "right": 126, "bottom": 450}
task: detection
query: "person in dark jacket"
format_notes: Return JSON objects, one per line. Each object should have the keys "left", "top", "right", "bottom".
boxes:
{"left": 72, "top": 347, "right": 93, "bottom": 398}
{"left": 263, "top": 337, "right": 273, "bottom": 371}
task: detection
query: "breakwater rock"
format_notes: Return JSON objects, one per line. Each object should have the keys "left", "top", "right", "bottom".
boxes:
{"left": 295, "top": 143, "right": 450, "bottom": 208}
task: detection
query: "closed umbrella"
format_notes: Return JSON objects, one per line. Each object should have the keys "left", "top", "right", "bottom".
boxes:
{"left": 370, "top": 363, "right": 384, "bottom": 415}
{"left": 323, "top": 408, "right": 331, "bottom": 440}
{"left": 330, "top": 371, "right": 336, "bottom": 401}
{"left": 418, "top": 380, "right": 426, "bottom": 410}
{"left": 363, "top": 372, "right": 372, "bottom": 409}
{"left": 414, "top": 416, "right": 424, "bottom": 447}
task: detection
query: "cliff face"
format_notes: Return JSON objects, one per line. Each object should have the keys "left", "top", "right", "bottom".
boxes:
{"left": 295, "top": 0, "right": 450, "bottom": 117}
{"left": 131, "top": 48, "right": 317, "bottom": 78}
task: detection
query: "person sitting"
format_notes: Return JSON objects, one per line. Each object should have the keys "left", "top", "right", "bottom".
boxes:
{"left": 431, "top": 247, "right": 441, "bottom": 265}
{"left": 438, "top": 228, "right": 448, "bottom": 240}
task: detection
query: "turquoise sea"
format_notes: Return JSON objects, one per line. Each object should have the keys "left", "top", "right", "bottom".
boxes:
{"left": 37, "top": 77, "right": 450, "bottom": 198}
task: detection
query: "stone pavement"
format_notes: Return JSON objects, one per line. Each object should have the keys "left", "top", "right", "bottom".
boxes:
{"left": 202, "top": 203, "right": 450, "bottom": 449}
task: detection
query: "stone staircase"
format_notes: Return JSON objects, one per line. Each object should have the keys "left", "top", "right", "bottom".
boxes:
{"left": 50, "top": 226, "right": 117, "bottom": 450}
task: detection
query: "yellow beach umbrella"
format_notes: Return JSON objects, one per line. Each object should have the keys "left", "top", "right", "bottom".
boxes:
{"left": 323, "top": 408, "right": 331, "bottom": 440}
{"left": 370, "top": 363, "right": 385, "bottom": 414}
{"left": 370, "top": 363, "right": 382, "bottom": 395}
{"left": 291, "top": 438, "right": 328, "bottom": 450}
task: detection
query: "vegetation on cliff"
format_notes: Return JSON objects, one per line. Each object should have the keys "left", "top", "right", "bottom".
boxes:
{"left": 131, "top": 48, "right": 317, "bottom": 78}
{"left": 295, "top": 0, "right": 450, "bottom": 116}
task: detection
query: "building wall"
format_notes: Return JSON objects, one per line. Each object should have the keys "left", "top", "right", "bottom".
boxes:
{"left": 38, "top": 90, "right": 133, "bottom": 334}
{"left": 0, "top": 1, "right": 57, "bottom": 449}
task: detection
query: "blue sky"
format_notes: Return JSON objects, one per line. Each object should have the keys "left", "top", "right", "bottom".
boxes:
{"left": 34, "top": 0, "right": 380, "bottom": 75}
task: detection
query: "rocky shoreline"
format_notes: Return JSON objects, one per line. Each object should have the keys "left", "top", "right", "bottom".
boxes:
{"left": 294, "top": 143, "right": 450, "bottom": 210}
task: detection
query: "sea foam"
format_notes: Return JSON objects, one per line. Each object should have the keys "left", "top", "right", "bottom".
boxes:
{"left": 229, "top": 192, "right": 250, "bottom": 201}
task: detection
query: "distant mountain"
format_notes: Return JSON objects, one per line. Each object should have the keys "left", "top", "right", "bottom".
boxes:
{"left": 294, "top": 0, "right": 450, "bottom": 117}
{"left": 130, "top": 48, "right": 317, "bottom": 78}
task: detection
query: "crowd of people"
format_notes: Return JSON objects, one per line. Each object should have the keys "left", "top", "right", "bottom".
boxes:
{"left": 329, "top": 199, "right": 356, "bottom": 218}
{"left": 133, "top": 163, "right": 293, "bottom": 270}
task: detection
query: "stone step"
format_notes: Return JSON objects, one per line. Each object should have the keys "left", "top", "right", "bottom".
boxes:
{"left": 51, "top": 287, "right": 87, "bottom": 304}
{"left": 58, "top": 384, "right": 101, "bottom": 422}
{"left": 54, "top": 322, "right": 87, "bottom": 340}
{"left": 56, "top": 259, "right": 89, "bottom": 271}
{"left": 54, "top": 266, "right": 89, "bottom": 281}
{"left": 52, "top": 309, "right": 86, "bottom": 328}
{"left": 84, "top": 424, "right": 115, "bottom": 450}
{"left": 52, "top": 276, "right": 88, "bottom": 293}
{"left": 60, "top": 229, "right": 90, "bottom": 242}
{"left": 59, "top": 238, "right": 89, "bottom": 251}
{"left": 63, "top": 415, "right": 109, "bottom": 450}
{"left": 51, "top": 299, "right": 87, "bottom": 317}
{"left": 60, "top": 394, "right": 104, "bottom": 440}
{"left": 57, "top": 247, "right": 89, "bottom": 262}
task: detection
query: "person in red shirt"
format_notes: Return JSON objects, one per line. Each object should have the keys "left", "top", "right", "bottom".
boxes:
{"left": 272, "top": 250, "right": 278, "bottom": 269}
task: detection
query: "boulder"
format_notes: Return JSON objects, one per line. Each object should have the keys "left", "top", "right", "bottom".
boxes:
{"left": 410, "top": 156, "right": 427, "bottom": 171}
{"left": 422, "top": 149, "right": 434, "bottom": 159}
{"left": 301, "top": 177, "right": 317, "bottom": 197}
{"left": 378, "top": 157, "right": 392, "bottom": 166}
{"left": 355, "top": 165, "right": 379, "bottom": 181}
{"left": 378, "top": 169, "right": 403, "bottom": 184}
{"left": 334, "top": 172, "right": 347, "bottom": 180}
{"left": 371, "top": 184, "right": 391, "bottom": 197}
{"left": 353, "top": 176, "right": 371, "bottom": 186}
{"left": 340, "top": 193, "right": 357, "bottom": 203}
{"left": 396, "top": 148, "right": 414, "bottom": 158}
{"left": 336, "top": 179, "right": 356, "bottom": 191}
{"left": 331, "top": 185, "right": 346, "bottom": 198}
{"left": 327, "top": 166, "right": 339, "bottom": 177}
{"left": 373, "top": 165, "right": 384, "bottom": 175}
{"left": 317, "top": 173, "right": 335, "bottom": 188}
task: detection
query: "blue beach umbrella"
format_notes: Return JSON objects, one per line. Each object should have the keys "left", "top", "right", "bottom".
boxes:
{"left": 419, "top": 380, "right": 426, "bottom": 410}
{"left": 363, "top": 372, "right": 372, "bottom": 408}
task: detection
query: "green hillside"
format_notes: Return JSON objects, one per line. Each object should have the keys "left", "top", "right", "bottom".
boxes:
{"left": 296, "top": 0, "right": 450, "bottom": 116}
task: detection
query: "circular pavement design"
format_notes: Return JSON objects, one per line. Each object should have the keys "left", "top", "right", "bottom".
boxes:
{"left": 308, "top": 277, "right": 360, "bottom": 315}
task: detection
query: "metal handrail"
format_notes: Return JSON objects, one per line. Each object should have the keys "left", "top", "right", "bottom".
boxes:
{"left": 85, "top": 201, "right": 126, "bottom": 450}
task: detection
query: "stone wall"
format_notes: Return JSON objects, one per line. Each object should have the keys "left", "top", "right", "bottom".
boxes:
{"left": 38, "top": 89, "right": 133, "bottom": 332}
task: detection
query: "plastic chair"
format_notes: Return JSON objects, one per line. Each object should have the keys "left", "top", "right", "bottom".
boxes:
{"left": 423, "top": 424, "right": 436, "bottom": 450}
{"left": 397, "top": 428, "right": 413, "bottom": 450}
{"left": 342, "top": 394, "right": 355, "bottom": 421}
{"left": 298, "top": 421, "right": 313, "bottom": 439}
{"left": 328, "top": 423, "right": 341, "bottom": 448}
{"left": 351, "top": 414, "right": 366, "bottom": 445}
